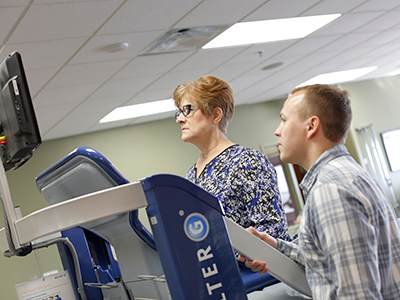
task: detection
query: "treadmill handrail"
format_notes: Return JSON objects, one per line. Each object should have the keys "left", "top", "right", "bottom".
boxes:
{"left": 4, "top": 182, "right": 147, "bottom": 248}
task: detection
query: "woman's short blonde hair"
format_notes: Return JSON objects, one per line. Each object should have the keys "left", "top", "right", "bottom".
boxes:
{"left": 173, "top": 74, "right": 234, "bottom": 134}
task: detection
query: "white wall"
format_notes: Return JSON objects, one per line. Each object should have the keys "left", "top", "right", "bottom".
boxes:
{"left": 340, "top": 74, "right": 400, "bottom": 199}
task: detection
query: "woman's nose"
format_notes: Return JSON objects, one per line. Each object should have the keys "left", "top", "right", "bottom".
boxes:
{"left": 176, "top": 112, "right": 185, "bottom": 123}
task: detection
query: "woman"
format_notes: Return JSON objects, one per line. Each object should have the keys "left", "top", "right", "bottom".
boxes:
{"left": 173, "top": 74, "right": 291, "bottom": 241}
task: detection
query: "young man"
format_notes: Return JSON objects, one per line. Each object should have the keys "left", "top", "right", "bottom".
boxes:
{"left": 241, "top": 84, "right": 400, "bottom": 299}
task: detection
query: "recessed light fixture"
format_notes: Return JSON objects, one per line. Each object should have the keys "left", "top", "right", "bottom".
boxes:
{"left": 202, "top": 14, "right": 341, "bottom": 49}
{"left": 296, "top": 66, "right": 378, "bottom": 87}
{"left": 105, "top": 42, "right": 129, "bottom": 53}
{"left": 100, "top": 99, "right": 175, "bottom": 123}
{"left": 262, "top": 62, "right": 284, "bottom": 71}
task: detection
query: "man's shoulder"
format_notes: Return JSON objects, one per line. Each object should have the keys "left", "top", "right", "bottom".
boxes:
{"left": 308, "top": 154, "right": 364, "bottom": 191}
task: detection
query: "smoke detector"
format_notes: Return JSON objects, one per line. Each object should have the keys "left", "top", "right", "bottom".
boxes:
{"left": 139, "top": 25, "right": 229, "bottom": 56}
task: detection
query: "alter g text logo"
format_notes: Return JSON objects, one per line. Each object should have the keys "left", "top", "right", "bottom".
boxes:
{"left": 184, "top": 213, "right": 210, "bottom": 242}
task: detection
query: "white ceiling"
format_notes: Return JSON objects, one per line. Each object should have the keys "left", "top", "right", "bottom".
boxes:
{"left": 1, "top": 0, "right": 400, "bottom": 141}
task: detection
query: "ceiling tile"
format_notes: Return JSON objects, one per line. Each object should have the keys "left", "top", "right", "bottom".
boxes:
{"left": 45, "top": 59, "right": 129, "bottom": 89}
{"left": 24, "top": 67, "right": 60, "bottom": 95}
{"left": 9, "top": 1, "right": 123, "bottom": 43}
{"left": 355, "top": 10, "right": 400, "bottom": 32}
{"left": 303, "top": 0, "right": 366, "bottom": 15}
{"left": 126, "top": 88, "right": 176, "bottom": 106}
{"left": 97, "top": 0, "right": 202, "bottom": 34}
{"left": 315, "top": 31, "right": 379, "bottom": 52}
{"left": 352, "top": 0, "right": 400, "bottom": 12}
{"left": 2, "top": 38, "right": 87, "bottom": 70}
{"left": 89, "top": 74, "right": 161, "bottom": 101}
{"left": 34, "top": 83, "right": 101, "bottom": 108}
{"left": 0, "top": 6, "right": 27, "bottom": 44}
{"left": 276, "top": 35, "right": 340, "bottom": 57}
{"left": 311, "top": 11, "right": 386, "bottom": 36}
{"left": 35, "top": 101, "right": 81, "bottom": 136}
{"left": 146, "top": 68, "right": 212, "bottom": 91}
{"left": 114, "top": 51, "right": 194, "bottom": 79}
{"left": 0, "top": 0, "right": 30, "bottom": 7}
{"left": 211, "top": 61, "right": 262, "bottom": 82}
{"left": 224, "top": 40, "right": 298, "bottom": 65}
{"left": 243, "top": 0, "right": 320, "bottom": 21}
{"left": 355, "top": 28, "right": 400, "bottom": 47}
{"left": 176, "top": 0, "right": 267, "bottom": 27}
{"left": 172, "top": 47, "right": 245, "bottom": 72}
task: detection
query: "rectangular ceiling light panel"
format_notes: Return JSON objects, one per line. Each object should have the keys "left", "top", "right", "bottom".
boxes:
{"left": 203, "top": 14, "right": 341, "bottom": 49}
{"left": 100, "top": 99, "right": 175, "bottom": 123}
{"left": 296, "top": 66, "right": 378, "bottom": 87}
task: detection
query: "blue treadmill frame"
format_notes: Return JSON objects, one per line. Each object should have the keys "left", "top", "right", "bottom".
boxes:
{"left": 36, "top": 147, "right": 279, "bottom": 299}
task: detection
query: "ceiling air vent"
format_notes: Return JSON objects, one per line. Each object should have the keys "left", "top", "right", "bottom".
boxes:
{"left": 139, "top": 25, "right": 229, "bottom": 56}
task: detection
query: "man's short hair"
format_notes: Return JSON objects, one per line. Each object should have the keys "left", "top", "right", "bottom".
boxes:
{"left": 291, "top": 84, "right": 352, "bottom": 143}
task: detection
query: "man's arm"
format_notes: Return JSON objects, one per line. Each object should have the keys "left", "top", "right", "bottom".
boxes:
{"left": 310, "top": 182, "right": 382, "bottom": 298}
{"left": 238, "top": 226, "right": 303, "bottom": 274}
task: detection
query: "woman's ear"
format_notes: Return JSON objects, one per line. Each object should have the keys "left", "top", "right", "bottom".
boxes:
{"left": 306, "top": 116, "right": 320, "bottom": 139}
{"left": 213, "top": 107, "right": 223, "bottom": 124}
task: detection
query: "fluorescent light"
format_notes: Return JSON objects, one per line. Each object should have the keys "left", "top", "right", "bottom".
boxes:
{"left": 100, "top": 99, "right": 175, "bottom": 123}
{"left": 203, "top": 14, "right": 341, "bottom": 49}
{"left": 296, "top": 66, "right": 378, "bottom": 87}
{"left": 387, "top": 69, "right": 400, "bottom": 77}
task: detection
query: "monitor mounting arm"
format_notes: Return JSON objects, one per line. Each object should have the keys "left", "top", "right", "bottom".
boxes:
{"left": 0, "top": 161, "right": 32, "bottom": 257}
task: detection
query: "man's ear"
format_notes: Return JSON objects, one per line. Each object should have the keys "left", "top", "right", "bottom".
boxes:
{"left": 307, "top": 116, "right": 320, "bottom": 139}
{"left": 213, "top": 107, "right": 223, "bottom": 124}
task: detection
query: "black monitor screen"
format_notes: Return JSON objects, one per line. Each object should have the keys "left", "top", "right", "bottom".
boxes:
{"left": 0, "top": 51, "right": 41, "bottom": 171}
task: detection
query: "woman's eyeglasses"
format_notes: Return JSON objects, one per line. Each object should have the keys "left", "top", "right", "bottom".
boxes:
{"left": 175, "top": 104, "right": 199, "bottom": 120}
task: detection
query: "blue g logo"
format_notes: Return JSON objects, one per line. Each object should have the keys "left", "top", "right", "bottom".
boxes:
{"left": 184, "top": 213, "right": 209, "bottom": 242}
